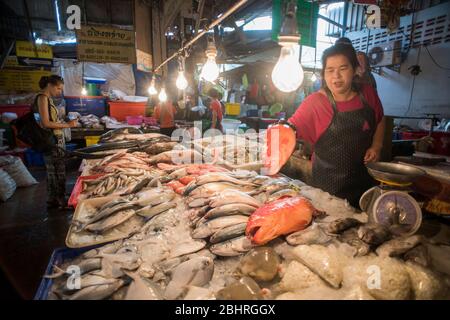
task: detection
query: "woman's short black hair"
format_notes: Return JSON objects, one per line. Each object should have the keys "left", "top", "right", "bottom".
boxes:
{"left": 335, "top": 37, "right": 353, "bottom": 46}
{"left": 39, "top": 75, "right": 64, "bottom": 89}
{"left": 321, "top": 43, "right": 360, "bottom": 91}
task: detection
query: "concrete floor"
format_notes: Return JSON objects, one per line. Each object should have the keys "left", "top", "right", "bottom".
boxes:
{"left": 0, "top": 167, "right": 78, "bottom": 300}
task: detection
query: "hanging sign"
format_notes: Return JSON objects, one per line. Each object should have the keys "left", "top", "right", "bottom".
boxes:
{"left": 0, "top": 69, "right": 52, "bottom": 92}
{"left": 136, "top": 49, "right": 153, "bottom": 72}
{"left": 76, "top": 26, "right": 137, "bottom": 64}
{"left": 16, "top": 40, "right": 53, "bottom": 59}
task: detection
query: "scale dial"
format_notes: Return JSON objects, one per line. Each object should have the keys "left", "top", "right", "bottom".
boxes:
{"left": 372, "top": 191, "right": 422, "bottom": 236}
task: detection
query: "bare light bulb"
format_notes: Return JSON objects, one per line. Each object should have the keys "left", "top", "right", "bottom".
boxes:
{"left": 176, "top": 71, "right": 188, "bottom": 90}
{"left": 148, "top": 78, "right": 157, "bottom": 95}
{"left": 81, "top": 87, "right": 87, "bottom": 96}
{"left": 311, "top": 73, "right": 317, "bottom": 82}
{"left": 200, "top": 56, "right": 220, "bottom": 82}
{"left": 159, "top": 88, "right": 167, "bottom": 102}
{"left": 272, "top": 45, "right": 304, "bottom": 93}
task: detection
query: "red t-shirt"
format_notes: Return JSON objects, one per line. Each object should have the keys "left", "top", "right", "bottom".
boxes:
{"left": 288, "top": 84, "right": 384, "bottom": 146}
{"left": 210, "top": 99, "right": 223, "bottom": 126}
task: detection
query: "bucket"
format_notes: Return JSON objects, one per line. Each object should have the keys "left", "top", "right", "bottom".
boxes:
{"left": 221, "top": 119, "right": 242, "bottom": 133}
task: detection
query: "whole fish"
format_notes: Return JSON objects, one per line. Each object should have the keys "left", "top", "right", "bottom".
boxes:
{"left": 267, "top": 189, "right": 300, "bottom": 202}
{"left": 164, "top": 257, "right": 214, "bottom": 300}
{"left": 59, "top": 274, "right": 118, "bottom": 294}
{"left": 168, "top": 240, "right": 206, "bottom": 258}
{"left": 376, "top": 235, "right": 423, "bottom": 257}
{"left": 209, "top": 223, "right": 247, "bottom": 244}
{"left": 136, "top": 202, "right": 177, "bottom": 218}
{"left": 134, "top": 189, "right": 175, "bottom": 207}
{"left": 196, "top": 173, "right": 257, "bottom": 187}
{"left": 82, "top": 202, "right": 138, "bottom": 227}
{"left": 45, "top": 258, "right": 102, "bottom": 279}
{"left": 124, "top": 272, "right": 163, "bottom": 300}
{"left": 85, "top": 209, "right": 136, "bottom": 233}
{"left": 66, "top": 280, "right": 124, "bottom": 300}
{"left": 210, "top": 236, "right": 254, "bottom": 257}
{"left": 210, "top": 190, "right": 261, "bottom": 208}
{"left": 326, "top": 218, "right": 363, "bottom": 234}
{"left": 184, "top": 182, "right": 250, "bottom": 197}
{"left": 188, "top": 197, "right": 210, "bottom": 208}
{"left": 357, "top": 224, "right": 391, "bottom": 246}
{"left": 204, "top": 203, "right": 257, "bottom": 220}
{"left": 338, "top": 229, "right": 371, "bottom": 257}
{"left": 286, "top": 224, "right": 332, "bottom": 246}
{"left": 192, "top": 215, "right": 249, "bottom": 239}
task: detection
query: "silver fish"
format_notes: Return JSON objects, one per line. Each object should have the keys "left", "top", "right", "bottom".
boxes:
{"left": 59, "top": 274, "right": 118, "bottom": 294}
{"left": 204, "top": 203, "right": 256, "bottom": 220}
{"left": 168, "top": 240, "right": 207, "bottom": 258}
{"left": 164, "top": 257, "right": 214, "bottom": 300}
{"left": 135, "top": 191, "right": 176, "bottom": 207}
{"left": 210, "top": 223, "right": 247, "bottom": 244}
{"left": 66, "top": 280, "right": 125, "bottom": 300}
{"left": 196, "top": 173, "right": 257, "bottom": 187}
{"left": 286, "top": 224, "right": 332, "bottom": 246}
{"left": 79, "top": 202, "right": 137, "bottom": 229}
{"left": 188, "top": 198, "right": 211, "bottom": 208}
{"left": 45, "top": 258, "right": 102, "bottom": 279}
{"left": 184, "top": 182, "right": 250, "bottom": 197}
{"left": 210, "top": 236, "right": 254, "bottom": 257}
{"left": 376, "top": 235, "right": 423, "bottom": 257}
{"left": 85, "top": 209, "right": 136, "bottom": 233}
{"left": 267, "top": 189, "right": 300, "bottom": 202}
{"left": 136, "top": 202, "right": 177, "bottom": 218}
{"left": 124, "top": 272, "right": 163, "bottom": 300}
{"left": 210, "top": 190, "right": 261, "bottom": 208}
{"left": 192, "top": 215, "right": 249, "bottom": 239}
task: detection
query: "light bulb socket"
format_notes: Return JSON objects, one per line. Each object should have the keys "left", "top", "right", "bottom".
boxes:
{"left": 205, "top": 37, "right": 218, "bottom": 58}
{"left": 279, "top": 1, "right": 300, "bottom": 46}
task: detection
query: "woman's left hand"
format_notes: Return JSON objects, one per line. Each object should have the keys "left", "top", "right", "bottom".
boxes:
{"left": 364, "top": 147, "right": 381, "bottom": 164}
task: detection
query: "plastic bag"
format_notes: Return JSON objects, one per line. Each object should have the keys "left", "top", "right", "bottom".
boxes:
{"left": 0, "top": 169, "right": 16, "bottom": 201}
{"left": 2, "top": 156, "right": 38, "bottom": 187}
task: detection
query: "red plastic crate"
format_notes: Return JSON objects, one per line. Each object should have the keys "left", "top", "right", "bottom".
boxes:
{"left": 0, "top": 104, "right": 32, "bottom": 118}
{"left": 68, "top": 174, "right": 106, "bottom": 208}
{"left": 109, "top": 101, "right": 147, "bottom": 121}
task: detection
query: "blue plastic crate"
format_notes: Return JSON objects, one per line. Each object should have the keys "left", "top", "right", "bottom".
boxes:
{"left": 34, "top": 246, "right": 98, "bottom": 300}
{"left": 65, "top": 143, "right": 78, "bottom": 152}
{"left": 25, "top": 148, "right": 45, "bottom": 167}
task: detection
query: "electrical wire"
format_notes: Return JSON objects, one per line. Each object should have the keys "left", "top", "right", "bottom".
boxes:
{"left": 403, "top": 45, "right": 421, "bottom": 118}
{"left": 424, "top": 45, "right": 450, "bottom": 70}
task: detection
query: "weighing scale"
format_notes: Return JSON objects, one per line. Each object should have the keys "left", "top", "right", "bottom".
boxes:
{"left": 360, "top": 162, "right": 426, "bottom": 236}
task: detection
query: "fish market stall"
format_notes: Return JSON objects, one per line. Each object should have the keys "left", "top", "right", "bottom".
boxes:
{"left": 38, "top": 130, "right": 450, "bottom": 300}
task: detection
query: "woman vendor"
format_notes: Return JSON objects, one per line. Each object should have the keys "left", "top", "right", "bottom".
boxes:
{"left": 287, "top": 44, "right": 386, "bottom": 207}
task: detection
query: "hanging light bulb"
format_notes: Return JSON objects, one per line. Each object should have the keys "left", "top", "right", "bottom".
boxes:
{"left": 271, "top": 2, "right": 304, "bottom": 93}
{"left": 81, "top": 86, "right": 87, "bottom": 96}
{"left": 159, "top": 87, "right": 167, "bottom": 102}
{"left": 148, "top": 76, "right": 158, "bottom": 95}
{"left": 176, "top": 58, "right": 188, "bottom": 90}
{"left": 200, "top": 37, "right": 220, "bottom": 82}
{"left": 311, "top": 73, "right": 317, "bottom": 82}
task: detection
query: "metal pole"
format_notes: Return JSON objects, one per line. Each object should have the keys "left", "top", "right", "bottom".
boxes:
{"left": 154, "top": 0, "right": 250, "bottom": 73}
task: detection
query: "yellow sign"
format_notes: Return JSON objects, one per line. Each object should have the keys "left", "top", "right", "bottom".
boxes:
{"left": 16, "top": 41, "right": 53, "bottom": 59}
{"left": 76, "top": 26, "right": 136, "bottom": 64}
{"left": 136, "top": 49, "right": 152, "bottom": 72}
{"left": 0, "top": 69, "right": 51, "bottom": 92}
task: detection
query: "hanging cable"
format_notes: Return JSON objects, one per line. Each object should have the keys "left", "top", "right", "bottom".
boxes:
{"left": 403, "top": 45, "right": 421, "bottom": 118}
{"left": 424, "top": 45, "right": 450, "bottom": 70}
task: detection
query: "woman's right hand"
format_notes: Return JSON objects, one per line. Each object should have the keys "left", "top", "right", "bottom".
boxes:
{"left": 67, "top": 120, "right": 78, "bottom": 128}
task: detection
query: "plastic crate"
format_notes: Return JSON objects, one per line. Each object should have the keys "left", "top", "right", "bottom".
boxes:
{"left": 225, "top": 103, "right": 241, "bottom": 116}
{"left": 126, "top": 116, "right": 144, "bottom": 125}
{"left": 85, "top": 136, "right": 100, "bottom": 147}
{"left": 34, "top": 246, "right": 100, "bottom": 300}
{"left": 246, "top": 109, "right": 259, "bottom": 117}
{"left": 65, "top": 96, "right": 107, "bottom": 117}
{"left": 109, "top": 101, "right": 147, "bottom": 121}
{"left": 68, "top": 174, "right": 106, "bottom": 208}
{"left": 25, "top": 148, "right": 45, "bottom": 167}
{"left": 65, "top": 143, "right": 78, "bottom": 152}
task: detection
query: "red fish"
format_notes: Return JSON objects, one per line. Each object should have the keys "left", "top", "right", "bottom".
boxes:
{"left": 179, "top": 176, "right": 197, "bottom": 185}
{"left": 246, "top": 197, "right": 315, "bottom": 245}
{"left": 166, "top": 180, "right": 186, "bottom": 194}
{"left": 263, "top": 124, "right": 296, "bottom": 176}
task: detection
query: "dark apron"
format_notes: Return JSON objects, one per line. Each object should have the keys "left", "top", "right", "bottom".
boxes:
{"left": 312, "top": 88, "right": 376, "bottom": 208}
